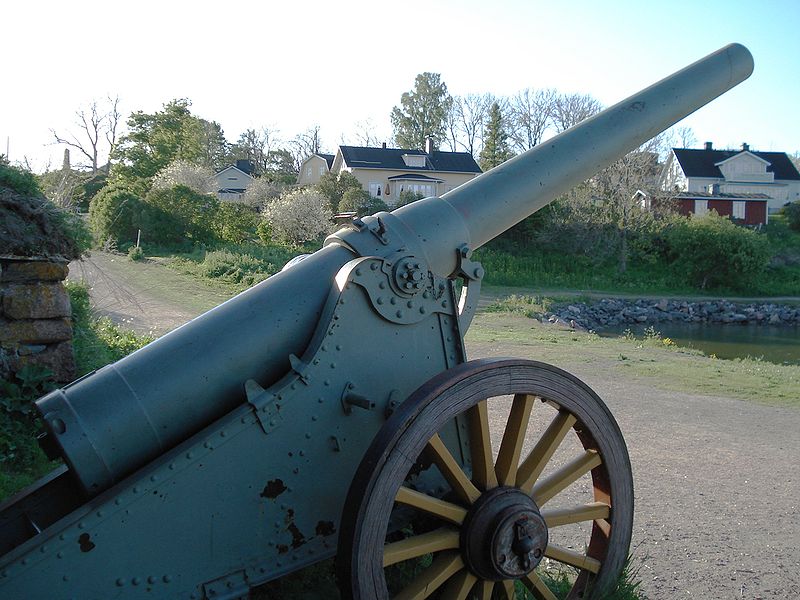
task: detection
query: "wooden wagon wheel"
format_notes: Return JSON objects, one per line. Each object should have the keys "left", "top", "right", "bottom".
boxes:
{"left": 338, "top": 358, "right": 633, "bottom": 600}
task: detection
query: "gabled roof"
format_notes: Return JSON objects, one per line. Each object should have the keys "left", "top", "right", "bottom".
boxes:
{"left": 318, "top": 153, "right": 335, "bottom": 169}
{"left": 338, "top": 145, "right": 481, "bottom": 174}
{"left": 215, "top": 165, "right": 255, "bottom": 179}
{"left": 673, "top": 148, "right": 800, "bottom": 180}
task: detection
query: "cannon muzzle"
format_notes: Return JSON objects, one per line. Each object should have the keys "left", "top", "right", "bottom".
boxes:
{"left": 35, "top": 44, "right": 753, "bottom": 496}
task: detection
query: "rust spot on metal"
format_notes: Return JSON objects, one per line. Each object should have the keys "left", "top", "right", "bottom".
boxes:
{"left": 628, "top": 101, "right": 645, "bottom": 111}
{"left": 260, "top": 479, "right": 287, "bottom": 499}
{"left": 277, "top": 544, "right": 289, "bottom": 554}
{"left": 78, "top": 533, "right": 95, "bottom": 553}
{"left": 315, "top": 520, "right": 336, "bottom": 536}
{"left": 288, "top": 522, "right": 306, "bottom": 549}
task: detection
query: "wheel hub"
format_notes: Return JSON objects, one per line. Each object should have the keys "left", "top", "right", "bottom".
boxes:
{"left": 461, "top": 486, "right": 548, "bottom": 581}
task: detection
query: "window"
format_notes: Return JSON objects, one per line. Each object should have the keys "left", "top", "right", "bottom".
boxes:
{"left": 319, "top": 166, "right": 326, "bottom": 176}
{"left": 694, "top": 200, "right": 708, "bottom": 216}
{"left": 368, "top": 182, "right": 382, "bottom": 198}
{"left": 306, "top": 166, "right": 312, "bottom": 178}
{"left": 402, "top": 154, "right": 426, "bottom": 168}
{"left": 732, "top": 201, "right": 745, "bottom": 219}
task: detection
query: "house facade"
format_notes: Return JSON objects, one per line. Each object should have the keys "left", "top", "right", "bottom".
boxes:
{"left": 672, "top": 143, "right": 800, "bottom": 220}
{"left": 322, "top": 141, "right": 481, "bottom": 207}
{"left": 215, "top": 160, "right": 256, "bottom": 202}
{"left": 297, "top": 153, "right": 335, "bottom": 186}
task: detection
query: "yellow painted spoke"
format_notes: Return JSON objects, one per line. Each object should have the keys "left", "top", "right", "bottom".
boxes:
{"left": 383, "top": 528, "right": 460, "bottom": 567}
{"left": 468, "top": 400, "right": 498, "bottom": 491}
{"left": 475, "top": 579, "right": 495, "bottom": 600}
{"left": 516, "top": 411, "right": 577, "bottom": 492}
{"left": 395, "top": 486, "right": 468, "bottom": 526}
{"left": 542, "top": 502, "right": 610, "bottom": 528}
{"left": 500, "top": 578, "right": 516, "bottom": 599}
{"left": 427, "top": 434, "right": 481, "bottom": 504}
{"left": 533, "top": 450, "right": 602, "bottom": 506}
{"left": 544, "top": 543, "right": 601, "bottom": 574}
{"left": 495, "top": 394, "right": 536, "bottom": 486}
{"left": 521, "top": 571, "right": 558, "bottom": 600}
{"left": 393, "top": 551, "right": 464, "bottom": 600}
{"left": 439, "top": 569, "right": 477, "bottom": 600}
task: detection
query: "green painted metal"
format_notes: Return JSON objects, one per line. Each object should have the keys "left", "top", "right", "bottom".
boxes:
{"left": 0, "top": 44, "right": 752, "bottom": 599}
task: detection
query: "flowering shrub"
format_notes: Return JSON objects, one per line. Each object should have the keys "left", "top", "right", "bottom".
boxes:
{"left": 152, "top": 161, "right": 216, "bottom": 195}
{"left": 263, "top": 189, "right": 333, "bottom": 246}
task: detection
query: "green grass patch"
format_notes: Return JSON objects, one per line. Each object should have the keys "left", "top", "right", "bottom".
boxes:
{"left": 467, "top": 313, "right": 800, "bottom": 408}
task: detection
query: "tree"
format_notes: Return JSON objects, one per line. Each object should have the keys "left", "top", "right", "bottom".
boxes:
{"left": 242, "top": 176, "right": 283, "bottom": 209}
{"left": 140, "top": 185, "right": 219, "bottom": 245}
{"left": 509, "top": 88, "right": 557, "bottom": 152}
{"left": 552, "top": 93, "right": 603, "bottom": 132}
{"left": 264, "top": 148, "right": 298, "bottom": 184}
{"left": 198, "top": 120, "right": 230, "bottom": 171}
{"left": 152, "top": 160, "right": 216, "bottom": 195}
{"left": 51, "top": 96, "right": 122, "bottom": 174}
{"left": 339, "top": 188, "right": 388, "bottom": 216}
{"left": 88, "top": 182, "right": 145, "bottom": 246}
{"left": 263, "top": 188, "right": 333, "bottom": 246}
{"left": 445, "top": 93, "right": 492, "bottom": 156}
{"left": 230, "top": 128, "right": 277, "bottom": 176}
{"left": 112, "top": 99, "right": 221, "bottom": 181}
{"left": 289, "top": 126, "right": 323, "bottom": 172}
{"left": 391, "top": 73, "right": 453, "bottom": 149}
{"left": 315, "top": 170, "right": 362, "bottom": 212}
{"left": 479, "top": 102, "right": 513, "bottom": 171}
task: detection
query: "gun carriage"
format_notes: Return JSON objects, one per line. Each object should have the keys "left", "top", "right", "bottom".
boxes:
{"left": 0, "top": 44, "right": 753, "bottom": 599}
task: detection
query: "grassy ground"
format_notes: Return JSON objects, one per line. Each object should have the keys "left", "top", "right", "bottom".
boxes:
{"left": 467, "top": 313, "right": 799, "bottom": 408}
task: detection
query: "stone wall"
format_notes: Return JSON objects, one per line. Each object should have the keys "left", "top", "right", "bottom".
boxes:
{"left": 0, "top": 256, "right": 75, "bottom": 382}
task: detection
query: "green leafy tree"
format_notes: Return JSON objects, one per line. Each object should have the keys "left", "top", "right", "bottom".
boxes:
{"left": 666, "top": 211, "right": 770, "bottom": 289}
{"left": 264, "top": 148, "right": 298, "bottom": 184}
{"left": 339, "top": 188, "right": 388, "bottom": 216}
{"left": 391, "top": 73, "right": 452, "bottom": 149}
{"left": 213, "top": 203, "right": 259, "bottom": 244}
{"left": 315, "top": 171, "right": 362, "bottom": 212}
{"left": 783, "top": 200, "right": 800, "bottom": 232}
{"left": 396, "top": 189, "right": 425, "bottom": 207}
{"left": 479, "top": 102, "right": 514, "bottom": 171}
{"left": 112, "top": 99, "right": 226, "bottom": 182}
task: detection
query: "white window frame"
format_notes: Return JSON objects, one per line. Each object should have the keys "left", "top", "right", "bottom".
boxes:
{"left": 368, "top": 181, "right": 382, "bottom": 198}
{"left": 732, "top": 201, "right": 745, "bottom": 219}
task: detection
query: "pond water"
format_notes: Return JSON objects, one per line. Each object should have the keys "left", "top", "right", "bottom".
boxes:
{"left": 598, "top": 322, "right": 800, "bottom": 365}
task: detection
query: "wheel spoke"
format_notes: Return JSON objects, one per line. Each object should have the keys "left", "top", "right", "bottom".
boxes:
{"left": 383, "top": 528, "right": 460, "bottom": 567}
{"left": 395, "top": 486, "right": 468, "bottom": 526}
{"left": 393, "top": 551, "right": 464, "bottom": 600}
{"left": 533, "top": 449, "right": 602, "bottom": 506}
{"left": 542, "top": 501, "right": 610, "bottom": 528}
{"left": 495, "top": 393, "right": 536, "bottom": 486}
{"left": 475, "top": 579, "right": 495, "bottom": 599}
{"left": 544, "top": 543, "right": 601, "bottom": 574}
{"left": 467, "top": 400, "right": 498, "bottom": 491}
{"left": 500, "top": 578, "right": 516, "bottom": 599}
{"left": 439, "top": 569, "right": 477, "bottom": 600}
{"left": 427, "top": 434, "right": 481, "bottom": 504}
{"left": 521, "top": 572, "right": 558, "bottom": 600}
{"left": 516, "top": 411, "right": 577, "bottom": 493}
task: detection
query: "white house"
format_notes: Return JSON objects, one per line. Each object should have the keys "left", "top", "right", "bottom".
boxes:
{"left": 673, "top": 143, "right": 800, "bottom": 215}
{"left": 215, "top": 160, "right": 256, "bottom": 202}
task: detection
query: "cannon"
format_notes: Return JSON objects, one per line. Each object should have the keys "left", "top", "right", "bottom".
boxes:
{"left": 0, "top": 44, "right": 753, "bottom": 599}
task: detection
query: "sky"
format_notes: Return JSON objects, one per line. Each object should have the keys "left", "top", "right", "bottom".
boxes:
{"left": 2, "top": 0, "right": 799, "bottom": 172}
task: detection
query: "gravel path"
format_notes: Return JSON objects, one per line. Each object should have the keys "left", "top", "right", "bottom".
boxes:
{"left": 71, "top": 256, "right": 799, "bottom": 599}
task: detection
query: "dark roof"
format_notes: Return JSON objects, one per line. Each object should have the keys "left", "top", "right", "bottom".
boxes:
{"left": 673, "top": 191, "right": 769, "bottom": 201}
{"left": 338, "top": 145, "right": 481, "bottom": 173}
{"left": 673, "top": 148, "right": 800, "bottom": 180}
{"left": 317, "top": 153, "right": 335, "bottom": 169}
{"left": 387, "top": 173, "right": 444, "bottom": 182}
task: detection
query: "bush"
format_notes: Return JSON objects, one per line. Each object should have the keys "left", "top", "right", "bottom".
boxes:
{"left": 140, "top": 185, "right": 219, "bottom": 245}
{"left": 213, "top": 202, "right": 259, "bottom": 244}
{"left": 152, "top": 160, "right": 216, "bottom": 195}
{"left": 666, "top": 211, "right": 770, "bottom": 289}
{"left": 89, "top": 182, "right": 145, "bottom": 246}
{"left": 0, "top": 159, "right": 40, "bottom": 196}
{"left": 0, "top": 365, "right": 55, "bottom": 467}
{"left": 396, "top": 189, "right": 424, "bottom": 207}
{"left": 263, "top": 189, "right": 333, "bottom": 246}
{"left": 339, "top": 188, "right": 388, "bottom": 215}
{"left": 783, "top": 200, "right": 800, "bottom": 232}
{"left": 127, "top": 245, "right": 145, "bottom": 261}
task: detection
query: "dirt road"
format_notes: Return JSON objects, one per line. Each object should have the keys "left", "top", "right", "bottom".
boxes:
{"left": 68, "top": 254, "right": 799, "bottom": 599}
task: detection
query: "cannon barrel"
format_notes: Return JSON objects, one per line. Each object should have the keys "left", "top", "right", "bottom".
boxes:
{"left": 36, "top": 43, "right": 753, "bottom": 495}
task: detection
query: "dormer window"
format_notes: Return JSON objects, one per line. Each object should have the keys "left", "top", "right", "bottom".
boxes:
{"left": 402, "top": 154, "right": 426, "bottom": 168}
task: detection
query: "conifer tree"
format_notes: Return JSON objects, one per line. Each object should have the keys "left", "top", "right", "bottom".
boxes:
{"left": 479, "top": 102, "right": 513, "bottom": 170}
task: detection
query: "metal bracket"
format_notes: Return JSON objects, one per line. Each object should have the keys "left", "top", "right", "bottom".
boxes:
{"left": 244, "top": 379, "right": 282, "bottom": 435}
{"left": 453, "top": 245, "right": 484, "bottom": 332}
{"left": 288, "top": 354, "right": 311, "bottom": 384}
{"left": 202, "top": 569, "right": 249, "bottom": 600}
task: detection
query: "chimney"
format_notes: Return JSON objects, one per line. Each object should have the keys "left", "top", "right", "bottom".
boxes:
{"left": 382, "top": 142, "right": 386, "bottom": 149}
{"left": 425, "top": 137, "right": 434, "bottom": 154}
{"left": 704, "top": 141, "right": 713, "bottom": 151}
{"left": 62, "top": 148, "right": 71, "bottom": 171}
{"left": 741, "top": 142, "right": 749, "bottom": 151}
{"left": 235, "top": 159, "right": 255, "bottom": 175}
